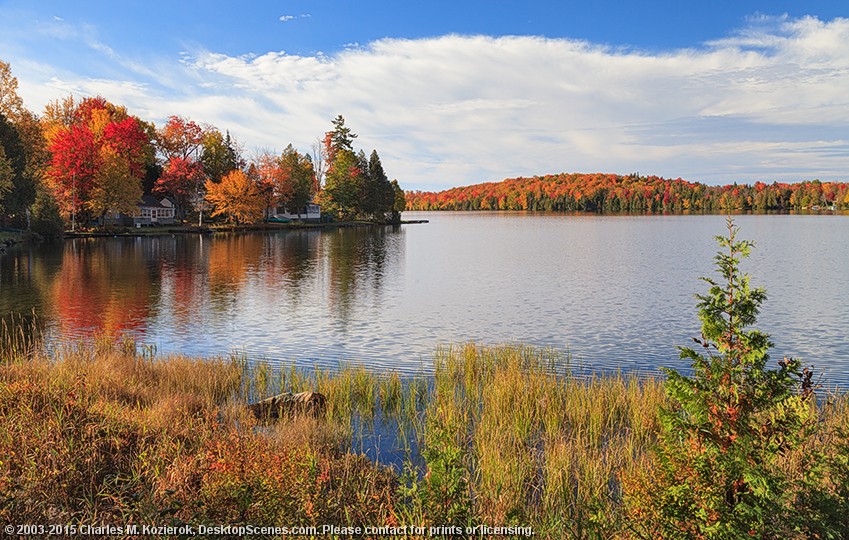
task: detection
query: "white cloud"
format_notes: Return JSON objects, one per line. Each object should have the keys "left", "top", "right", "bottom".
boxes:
{"left": 279, "top": 14, "right": 310, "bottom": 23}
{"left": 9, "top": 16, "right": 849, "bottom": 190}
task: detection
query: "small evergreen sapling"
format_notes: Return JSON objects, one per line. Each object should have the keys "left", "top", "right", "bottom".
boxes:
{"left": 631, "top": 218, "right": 821, "bottom": 538}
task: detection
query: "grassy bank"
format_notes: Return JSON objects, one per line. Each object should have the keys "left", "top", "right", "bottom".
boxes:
{"left": 3, "top": 334, "right": 848, "bottom": 539}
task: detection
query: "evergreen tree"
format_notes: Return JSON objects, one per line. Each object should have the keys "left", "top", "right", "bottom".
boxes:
{"left": 0, "top": 144, "right": 12, "bottom": 208}
{"left": 279, "top": 144, "right": 314, "bottom": 217}
{"left": 626, "top": 219, "right": 836, "bottom": 538}
{"left": 329, "top": 114, "right": 357, "bottom": 154}
{"left": 322, "top": 148, "right": 361, "bottom": 220}
{"left": 0, "top": 113, "right": 34, "bottom": 226}
{"left": 29, "top": 180, "right": 64, "bottom": 239}
{"left": 355, "top": 149, "right": 370, "bottom": 217}
{"left": 391, "top": 179, "right": 406, "bottom": 223}
{"left": 363, "top": 149, "right": 394, "bottom": 222}
{"left": 201, "top": 129, "right": 241, "bottom": 184}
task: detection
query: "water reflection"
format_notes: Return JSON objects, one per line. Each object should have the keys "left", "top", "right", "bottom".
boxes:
{"left": 1, "top": 226, "right": 406, "bottom": 367}
{"left": 2, "top": 214, "right": 848, "bottom": 386}
{"left": 324, "top": 226, "right": 400, "bottom": 323}
{"left": 1, "top": 242, "right": 62, "bottom": 336}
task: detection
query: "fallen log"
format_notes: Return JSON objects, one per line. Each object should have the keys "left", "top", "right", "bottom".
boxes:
{"left": 248, "top": 391, "right": 327, "bottom": 419}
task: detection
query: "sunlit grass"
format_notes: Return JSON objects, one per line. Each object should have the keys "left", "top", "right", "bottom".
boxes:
{"left": 2, "top": 336, "right": 847, "bottom": 537}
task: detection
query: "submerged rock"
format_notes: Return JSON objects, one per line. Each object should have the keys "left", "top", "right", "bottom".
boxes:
{"left": 248, "top": 391, "right": 327, "bottom": 419}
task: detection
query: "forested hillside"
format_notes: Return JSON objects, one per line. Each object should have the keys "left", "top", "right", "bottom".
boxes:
{"left": 406, "top": 173, "right": 849, "bottom": 212}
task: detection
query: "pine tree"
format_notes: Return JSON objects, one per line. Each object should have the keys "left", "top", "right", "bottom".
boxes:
{"left": 329, "top": 114, "right": 357, "bottom": 154}
{"left": 363, "top": 149, "right": 394, "bottom": 222}
{"left": 391, "top": 179, "right": 406, "bottom": 223}
{"left": 322, "top": 148, "right": 361, "bottom": 220}
{"left": 626, "top": 218, "right": 833, "bottom": 538}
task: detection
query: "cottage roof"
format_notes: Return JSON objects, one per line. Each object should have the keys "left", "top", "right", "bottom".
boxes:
{"left": 139, "top": 195, "right": 168, "bottom": 208}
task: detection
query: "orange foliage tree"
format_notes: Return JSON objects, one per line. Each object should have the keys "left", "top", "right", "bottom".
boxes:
{"left": 205, "top": 169, "right": 264, "bottom": 224}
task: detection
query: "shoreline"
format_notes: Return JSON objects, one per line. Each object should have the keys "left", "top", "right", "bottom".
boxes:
{"left": 60, "top": 219, "right": 430, "bottom": 239}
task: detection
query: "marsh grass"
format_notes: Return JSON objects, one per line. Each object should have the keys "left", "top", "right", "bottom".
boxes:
{"left": 0, "top": 312, "right": 42, "bottom": 363}
{"left": 2, "top": 335, "right": 847, "bottom": 538}
{"left": 409, "top": 344, "right": 669, "bottom": 538}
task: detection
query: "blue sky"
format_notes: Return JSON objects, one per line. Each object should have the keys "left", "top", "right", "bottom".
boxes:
{"left": 1, "top": 0, "right": 847, "bottom": 190}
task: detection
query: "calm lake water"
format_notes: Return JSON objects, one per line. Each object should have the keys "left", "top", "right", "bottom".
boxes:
{"left": 3, "top": 212, "right": 849, "bottom": 386}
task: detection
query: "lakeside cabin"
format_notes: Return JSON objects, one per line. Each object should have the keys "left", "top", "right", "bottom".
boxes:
{"left": 98, "top": 195, "right": 177, "bottom": 227}
{"left": 132, "top": 195, "right": 177, "bottom": 226}
{"left": 101, "top": 197, "right": 318, "bottom": 227}
{"left": 272, "top": 201, "right": 321, "bottom": 222}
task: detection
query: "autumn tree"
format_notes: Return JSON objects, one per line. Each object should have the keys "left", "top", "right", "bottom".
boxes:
{"left": 88, "top": 145, "right": 142, "bottom": 222}
{"left": 155, "top": 116, "right": 206, "bottom": 221}
{"left": 248, "top": 152, "right": 281, "bottom": 219}
{"left": 44, "top": 96, "right": 152, "bottom": 229}
{"left": 0, "top": 60, "right": 25, "bottom": 122}
{"left": 157, "top": 116, "right": 203, "bottom": 161}
{"left": 45, "top": 123, "right": 97, "bottom": 226}
{"left": 155, "top": 156, "right": 206, "bottom": 218}
{"left": 205, "top": 169, "right": 264, "bottom": 224}
{"left": 41, "top": 96, "right": 78, "bottom": 143}
{"left": 201, "top": 128, "right": 241, "bottom": 184}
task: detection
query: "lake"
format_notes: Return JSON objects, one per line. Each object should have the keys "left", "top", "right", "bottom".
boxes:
{"left": 3, "top": 212, "right": 848, "bottom": 386}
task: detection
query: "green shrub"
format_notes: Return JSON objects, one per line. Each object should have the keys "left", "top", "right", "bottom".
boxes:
{"left": 625, "top": 219, "right": 841, "bottom": 539}
{"left": 29, "top": 184, "right": 64, "bottom": 240}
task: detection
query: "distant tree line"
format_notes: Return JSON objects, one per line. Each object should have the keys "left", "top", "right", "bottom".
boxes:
{"left": 0, "top": 58, "right": 405, "bottom": 237}
{"left": 407, "top": 173, "right": 849, "bottom": 213}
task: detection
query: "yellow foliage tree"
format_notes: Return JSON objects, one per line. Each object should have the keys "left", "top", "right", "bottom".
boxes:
{"left": 205, "top": 169, "right": 264, "bottom": 224}
{"left": 87, "top": 146, "right": 142, "bottom": 223}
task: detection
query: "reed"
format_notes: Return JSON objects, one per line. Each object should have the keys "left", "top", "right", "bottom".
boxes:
{"left": 0, "top": 312, "right": 42, "bottom": 363}
{"left": 411, "top": 343, "right": 668, "bottom": 538}
{"left": 2, "top": 335, "right": 847, "bottom": 537}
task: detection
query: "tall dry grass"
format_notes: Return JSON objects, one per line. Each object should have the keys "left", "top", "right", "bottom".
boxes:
{"left": 2, "top": 335, "right": 846, "bottom": 538}
{"left": 0, "top": 335, "right": 396, "bottom": 529}
{"left": 406, "top": 343, "right": 668, "bottom": 538}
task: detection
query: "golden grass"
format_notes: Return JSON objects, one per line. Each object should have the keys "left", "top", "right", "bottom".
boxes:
{"left": 2, "top": 337, "right": 847, "bottom": 538}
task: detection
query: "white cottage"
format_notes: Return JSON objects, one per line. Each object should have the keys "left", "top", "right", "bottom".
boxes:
{"left": 272, "top": 201, "right": 321, "bottom": 222}
{"left": 132, "top": 195, "right": 176, "bottom": 226}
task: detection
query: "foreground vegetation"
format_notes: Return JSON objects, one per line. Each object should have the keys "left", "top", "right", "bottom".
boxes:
{"left": 0, "top": 332, "right": 654, "bottom": 537}
{"left": 2, "top": 341, "right": 848, "bottom": 538}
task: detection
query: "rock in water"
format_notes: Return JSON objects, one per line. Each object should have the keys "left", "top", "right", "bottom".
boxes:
{"left": 248, "top": 391, "right": 327, "bottom": 419}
